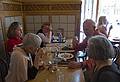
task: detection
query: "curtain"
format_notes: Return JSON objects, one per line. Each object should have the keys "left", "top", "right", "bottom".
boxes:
{"left": 98, "top": 0, "right": 120, "bottom": 39}
{"left": 79, "top": 0, "right": 98, "bottom": 42}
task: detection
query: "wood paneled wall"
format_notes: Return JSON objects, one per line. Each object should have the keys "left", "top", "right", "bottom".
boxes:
{"left": 0, "top": 0, "right": 23, "bottom": 16}
{"left": 0, "top": 0, "right": 23, "bottom": 42}
{"left": 0, "top": 0, "right": 81, "bottom": 57}
{"left": 22, "top": 2, "right": 81, "bottom": 38}
{"left": 0, "top": 0, "right": 81, "bottom": 38}
{"left": 0, "top": 0, "right": 23, "bottom": 57}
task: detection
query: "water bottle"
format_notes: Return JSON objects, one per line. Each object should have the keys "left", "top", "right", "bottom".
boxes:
{"left": 58, "top": 32, "right": 62, "bottom": 43}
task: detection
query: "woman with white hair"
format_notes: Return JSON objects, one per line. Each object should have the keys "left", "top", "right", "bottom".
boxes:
{"left": 5, "top": 33, "right": 45, "bottom": 82}
{"left": 88, "top": 35, "right": 120, "bottom": 82}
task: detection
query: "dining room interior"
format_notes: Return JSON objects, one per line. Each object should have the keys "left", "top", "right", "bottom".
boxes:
{"left": 0, "top": 0, "right": 120, "bottom": 82}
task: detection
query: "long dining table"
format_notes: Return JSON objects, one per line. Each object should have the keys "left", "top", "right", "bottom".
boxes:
{"left": 26, "top": 66, "right": 85, "bottom": 82}
{"left": 26, "top": 40, "right": 85, "bottom": 82}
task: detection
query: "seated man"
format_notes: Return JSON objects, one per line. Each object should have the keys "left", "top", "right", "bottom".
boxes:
{"left": 73, "top": 18, "right": 109, "bottom": 52}
{"left": 72, "top": 19, "right": 98, "bottom": 51}
{"left": 69, "top": 19, "right": 103, "bottom": 82}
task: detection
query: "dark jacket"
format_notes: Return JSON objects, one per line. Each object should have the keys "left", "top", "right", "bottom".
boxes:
{"left": 36, "top": 29, "right": 45, "bottom": 47}
{"left": 91, "top": 63, "right": 120, "bottom": 82}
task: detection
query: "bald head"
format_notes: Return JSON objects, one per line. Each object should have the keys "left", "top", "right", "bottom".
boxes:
{"left": 83, "top": 19, "right": 96, "bottom": 37}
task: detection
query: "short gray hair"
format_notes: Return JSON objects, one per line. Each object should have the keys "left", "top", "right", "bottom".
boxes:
{"left": 23, "top": 33, "right": 42, "bottom": 48}
{"left": 88, "top": 35, "right": 114, "bottom": 60}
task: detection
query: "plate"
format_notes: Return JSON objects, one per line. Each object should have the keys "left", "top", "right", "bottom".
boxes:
{"left": 58, "top": 53, "right": 74, "bottom": 60}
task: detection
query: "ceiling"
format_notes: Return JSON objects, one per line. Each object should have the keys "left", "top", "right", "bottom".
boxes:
{"left": 21, "top": 0, "right": 81, "bottom": 3}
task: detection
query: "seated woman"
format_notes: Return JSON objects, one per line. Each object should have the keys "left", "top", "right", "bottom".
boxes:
{"left": 97, "top": 16, "right": 112, "bottom": 38}
{"left": 88, "top": 35, "right": 120, "bottom": 82}
{"left": 6, "top": 22, "right": 23, "bottom": 54}
{"left": 5, "top": 33, "right": 46, "bottom": 82}
{"left": 37, "top": 22, "right": 53, "bottom": 46}
{"left": 5, "top": 22, "right": 23, "bottom": 66}
{"left": 97, "top": 16, "right": 108, "bottom": 27}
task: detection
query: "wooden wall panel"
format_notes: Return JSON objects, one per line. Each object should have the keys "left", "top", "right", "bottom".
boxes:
{"left": 0, "top": 0, "right": 81, "bottom": 57}
{"left": 3, "top": 3, "right": 22, "bottom": 11}
{"left": 22, "top": 4, "right": 80, "bottom": 11}
{"left": 22, "top": 2, "right": 81, "bottom": 38}
{"left": 21, "top": 0, "right": 80, "bottom": 3}
{"left": 0, "top": 0, "right": 22, "bottom": 16}
{"left": 0, "top": 0, "right": 23, "bottom": 58}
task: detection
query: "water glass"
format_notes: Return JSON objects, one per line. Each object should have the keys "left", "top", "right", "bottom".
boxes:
{"left": 56, "top": 70, "right": 64, "bottom": 82}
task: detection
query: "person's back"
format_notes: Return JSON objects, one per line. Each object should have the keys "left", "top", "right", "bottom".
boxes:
{"left": 87, "top": 35, "right": 119, "bottom": 82}
{"left": 91, "top": 63, "right": 120, "bottom": 82}
{"left": 5, "top": 47, "right": 28, "bottom": 82}
{"left": 5, "top": 33, "right": 43, "bottom": 82}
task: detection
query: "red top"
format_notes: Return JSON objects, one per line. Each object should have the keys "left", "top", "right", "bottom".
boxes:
{"left": 75, "top": 30, "right": 101, "bottom": 51}
{"left": 75, "top": 37, "right": 88, "bottom": 51}
{"left": 74, "top": 30, "right": 102, "bottom": 79}
{"left": 6, "top": 37, "right": 22, "bottom": 53}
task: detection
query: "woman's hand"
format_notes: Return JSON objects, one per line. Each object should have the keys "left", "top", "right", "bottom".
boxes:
{"left": 34, "top": 48, "right": 46, "bottom": 69}
{"left": 72, "top": 36, "right": 79, "bottom": 49}
{"left": 34, "top": 58, "right": 44, "bottom": 70}
{"left": 35, "top": 48, "right": 46, "bottom": 58}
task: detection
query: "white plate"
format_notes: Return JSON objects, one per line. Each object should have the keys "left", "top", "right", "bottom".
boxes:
{"left": 58, "top": 53, "right": 74, "bottom": 60}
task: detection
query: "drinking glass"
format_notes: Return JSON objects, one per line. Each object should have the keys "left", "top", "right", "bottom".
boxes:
{"left": 56, "top": 69, "right": 64, "bottom": 82}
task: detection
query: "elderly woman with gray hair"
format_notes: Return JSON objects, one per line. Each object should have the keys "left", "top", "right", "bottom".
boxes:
{"left": 5, "top": 33, "right": 46, "bottom": 82}
{"left": 88, "top": 35, "right": 120, "bottom": 82}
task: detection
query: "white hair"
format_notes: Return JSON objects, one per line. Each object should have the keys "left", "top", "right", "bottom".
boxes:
{"left": 23, "top": 33, "right": 42, "bottom": 48}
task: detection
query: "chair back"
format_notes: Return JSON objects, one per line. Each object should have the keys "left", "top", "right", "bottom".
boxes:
{"left": 0, "top": 58, "right": 8, "bottom": 82}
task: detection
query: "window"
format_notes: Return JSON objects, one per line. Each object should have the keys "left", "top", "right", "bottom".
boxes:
{"left": 80, "top": 0, "right": 97, "bottom": 42}
{"left": 98, "top": 0, "right": 120, "bottom": 39}
{"left": 80, "top": 0, "right": 120, "bottom": 42}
